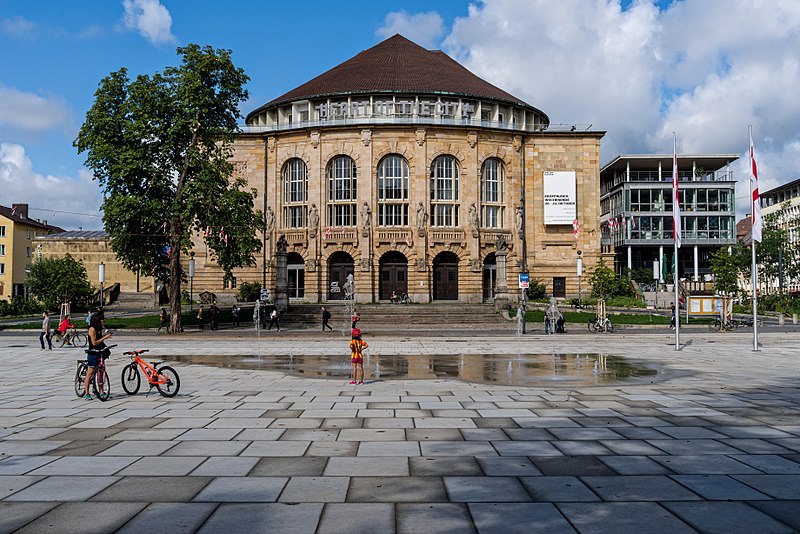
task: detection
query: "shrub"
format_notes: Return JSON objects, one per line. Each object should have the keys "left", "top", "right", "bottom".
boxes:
{"left": 525, "top": 278, "right": 547, "bottom": 300}
{"left": 237, "top": 281, "right": 262, "bottom": 302}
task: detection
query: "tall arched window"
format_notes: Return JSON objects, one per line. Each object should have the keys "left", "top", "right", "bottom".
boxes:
{"left": 326, "top": 156, "right": 357, "bottom": 226}
{"left": 283, "top": 158, "right": 307, "bottom": 227}
{"left": 377, "top": 155, "right": 409, "bottom": 226}
{"left": 481, "top": 158, "right": 504, "bottom": 228}
{"left": 430, "top": 155, "right": 459, "bottom": 227}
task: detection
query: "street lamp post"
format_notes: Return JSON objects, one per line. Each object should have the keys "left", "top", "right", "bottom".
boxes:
{"left": 189, "top": 252, "right": 196, "bottom": 311}
{"left": 653, "top": 259, "right": 660, "bottom": 310}
{"left": 98, "top": 262, "right": 105, "bottom": 315}
{"left": 576, "top": 250, "right": 583, "bottom": 305}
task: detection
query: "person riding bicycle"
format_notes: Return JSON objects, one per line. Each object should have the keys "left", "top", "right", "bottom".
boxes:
{"left": 58, "top": 315, "right": 75, "bottom": 336}
{"left": 83, "top": 314, "right": 113, "bottom": 400}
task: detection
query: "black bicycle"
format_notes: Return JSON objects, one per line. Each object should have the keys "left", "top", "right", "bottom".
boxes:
{"left": 74, "top": 344, "right": 116, "bottom": 402}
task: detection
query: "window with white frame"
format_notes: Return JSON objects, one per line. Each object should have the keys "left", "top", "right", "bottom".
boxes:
{"left": 326, "top": 156, "right": 357, "bottom": 227}
{"left": 430, "top": 155, "right": 459, "bottom": 227}
{"left": 283, "top": 158, "right": 308, "bottom": 228}
{"left": 377, "top": 155, "right": 409, "bottom": 226}
{"left": 223, "top": 276, "right": 237, "bottom": 289}
{"left": 0, "top": 263, "right": 4, "bottom": 275}
{"left": 0, "top": 226, "right": 5, "bottom": 238}
{"left": 481, "top": 158, "right": 504, "bottom": 228}
{"left": 0, "top": 244, "right": 4, "bottom": 256}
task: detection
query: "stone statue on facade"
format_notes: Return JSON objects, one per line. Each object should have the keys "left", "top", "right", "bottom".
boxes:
{"left": 308, "top": 203, "right": 319, "bottom": 238}
{"left": 265, "top": 206, "right": 275, "bottom": 237}
{"left": 276, "top": 234, "right": 288, "bottom": 254}
{"left": 416, "top": 202, "right": 427, "bottom": 236}
{"left": 515, "top": 204, "right": 524, "bottom": 234}
{"left": 468, "top": 202, "right": 479, "bottom": 238}
{"left": 495, "top": 234, "right": 508, "bottom": 251}
{"left": 361, "top": 201, "right": 371, "bottom": 237}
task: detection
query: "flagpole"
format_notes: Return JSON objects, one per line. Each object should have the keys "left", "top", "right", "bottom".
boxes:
{"left": 749, "top": 125, "right": 760, "bottom": 351}
{"left": 673, "top": 132, "right": 680, "bottom": 351}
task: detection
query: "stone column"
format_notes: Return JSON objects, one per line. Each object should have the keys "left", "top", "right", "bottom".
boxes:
{"left": 493, "top": 237, "right": 510, "bottom": 312}
{"left": 275, "top": 235, "right": 289, "bottom": 312}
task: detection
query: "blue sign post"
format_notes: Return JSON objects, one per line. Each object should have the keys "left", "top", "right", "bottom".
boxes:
{"left": 519, "top": 273, "right": 529, "bottom": 288}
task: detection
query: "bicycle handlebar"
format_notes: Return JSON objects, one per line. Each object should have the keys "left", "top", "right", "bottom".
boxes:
{"left": 123, "top": 349, "right": 149, "bottom": 356}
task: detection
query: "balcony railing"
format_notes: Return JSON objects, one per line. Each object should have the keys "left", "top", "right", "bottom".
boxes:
{"left": 240, "top": 116, "right": 547, "bottom": 134}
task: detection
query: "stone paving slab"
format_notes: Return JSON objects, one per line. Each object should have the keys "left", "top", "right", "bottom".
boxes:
{"left": 1, "top": 331, "right": 800, "bottom": 532}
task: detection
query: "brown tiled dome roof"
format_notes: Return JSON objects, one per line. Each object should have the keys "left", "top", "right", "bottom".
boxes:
{"left": 246, "top": 35, "right": 546, "bottom": 122}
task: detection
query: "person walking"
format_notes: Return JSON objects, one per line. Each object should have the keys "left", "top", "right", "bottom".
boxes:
{"left": 544, "top": 313, "right": 552, "bottom": 335}
{"left": 349, "top": 327, "right": 368, "bottom": 385}
{"left": 157, "top": 307, "right": 168, "bottom": 333}
{"left": 209, "top": 304, "right": 219, "bottom": 331}
{"left": 231, "top": 304, "right": 240, "bottom": 327}
{"left": 321, "top": 306, "right": 333, "bottom": 331}
{"left": 39, "top": 311, "right": 52, "bottom": 350}
{"left": 268, "top": 308, "right": 280, "bottom": 331}
{"left": 197, "top": 305, "right": 205, "bottom": 330}
{"left": 670, "top": 303, "right": 676, "bottom": 330}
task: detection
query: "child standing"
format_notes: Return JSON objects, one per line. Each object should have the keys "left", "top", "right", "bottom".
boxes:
{"left": 349, "top": 328, "right": 368, "bottom": 385}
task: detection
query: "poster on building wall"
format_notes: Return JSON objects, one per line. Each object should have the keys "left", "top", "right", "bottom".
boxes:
{"left": 543, "top": 171, "right": 577, "bottom": 225}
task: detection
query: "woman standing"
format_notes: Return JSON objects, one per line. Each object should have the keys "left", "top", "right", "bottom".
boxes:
{"left": 83, "top": 314, "right": 113, "bottom": 400}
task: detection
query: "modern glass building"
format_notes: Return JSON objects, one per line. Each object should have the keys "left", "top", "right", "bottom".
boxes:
{"left": 600, "top": 154, "right": 738, "bottom": 281}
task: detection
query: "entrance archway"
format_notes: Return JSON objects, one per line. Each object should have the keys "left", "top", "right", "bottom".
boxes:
{"left": 433, "top": 251, "right": 459, "bottom": 301}
{"left": 379, "top": 251, "right": 408, "bottom": 300}
{"left": 287, "top": 252, "right": 305, "bottom": 299}
{"left": 483, "top": 253, "right": 497, "bottom": 302}
{"left": 327, "top": 251, "right": 354, "bottom": 301}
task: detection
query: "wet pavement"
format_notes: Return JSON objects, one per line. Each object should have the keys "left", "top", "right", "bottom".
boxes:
{"left": 0, "top": 330, "right": 799, "bottom": 533}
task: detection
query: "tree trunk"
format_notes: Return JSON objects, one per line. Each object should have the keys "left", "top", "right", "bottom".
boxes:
{"left": 168, "top": 226, "right": 183, "bottom": 334}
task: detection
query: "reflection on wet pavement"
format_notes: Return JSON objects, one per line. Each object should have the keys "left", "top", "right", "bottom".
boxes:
{"left": 169, "top": 353, "right": 661, "bottom": 386}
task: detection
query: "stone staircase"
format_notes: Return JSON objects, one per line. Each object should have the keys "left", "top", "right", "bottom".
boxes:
{"left": 278, "top": 302, "right": 514, "bottom": 333}
{"left": 108, "top": 291, "right": 157, "bottom": 311}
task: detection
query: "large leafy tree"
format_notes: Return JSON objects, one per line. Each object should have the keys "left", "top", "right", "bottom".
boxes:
{"left": 27, "top": 255, "right": 95, "bottom": 312}
{"left": 709, "top": 242, "right": 750, "bottom": 296}
{"left": 75, "top": 44, "right": 261, "bottom": 333}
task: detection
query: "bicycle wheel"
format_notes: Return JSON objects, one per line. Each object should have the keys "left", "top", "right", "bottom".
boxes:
{"left": 93, "top": 367, "right": 111, "bottom": 401}
{"left": 73, "top": 333, "right": 88, "bottom": 348}
{"left": 155, "top": 366, "right": 180, "bottom": 397}
{"left": 728, "top": 321, "right": 737, "bottom": 332}
{"left": 58, "top": 333, "right": 68, "bottom": 348}
{"left": 588, "top": 318, "right": 597, "bottom": 333}
{"left": 121, "top": 363, "right": 141, "bottom": 395}
{"left": 606, "top": 320, "right": 614, "bottom": 333}
{"left": 709, "top": 319, "right": 721, "bottom": 332}
{"left": 74, "top": 362, "right": 87, "bottom": 397}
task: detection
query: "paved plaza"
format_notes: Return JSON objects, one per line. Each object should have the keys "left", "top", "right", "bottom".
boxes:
{"left": 0, "top": 328, "right": 799, "bottom": 533}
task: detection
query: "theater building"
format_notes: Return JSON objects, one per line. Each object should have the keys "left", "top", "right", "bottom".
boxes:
{"left": 192, "top": 35, "right": 604, "bottom": 304}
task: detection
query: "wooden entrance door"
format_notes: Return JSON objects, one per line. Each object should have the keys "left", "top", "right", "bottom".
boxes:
{"left": 379, "top": 251, "right": 408, "bottom": 300}
{"left": 553, "top": 277, "right": 566, "bottom": 298}
{"left": 433, "top": 252, "right": 459, "bottom": 301}
{"left": 328, "top": 252, "right": 354, "bottom": 301}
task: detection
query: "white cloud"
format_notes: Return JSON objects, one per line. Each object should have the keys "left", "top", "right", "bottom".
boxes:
{"left": 0, "top": 15, "right": 36, "bottom": 39}
{"left": 122, "top": 0, "right": 176, "bottom": 45}
{"left": 377, "top": 10, "right": 445, "bottom": 49}
{"left": 0, "top": 86, "right": 72, "bottom": 133}
{"left": 442, "top": 0, "right": 800, "bottom": 217}
{"left": 0, "top": 143, "right": 103, "bottom": 230}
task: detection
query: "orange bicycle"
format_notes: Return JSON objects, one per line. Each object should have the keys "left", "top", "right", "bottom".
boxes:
{"left": 120, "top": 349, "right": 180, "bottom": 397}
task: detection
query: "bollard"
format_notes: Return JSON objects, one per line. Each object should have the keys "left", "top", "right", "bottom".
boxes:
{"left": 778, "top": 313, "right": 784, "bottom": 326}
{"left": 793, "top": 313, "right": 798, "bottom": 325}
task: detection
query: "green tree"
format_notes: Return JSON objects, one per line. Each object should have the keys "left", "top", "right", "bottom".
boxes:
{"left": 26, "top": 255, "right": 95, "bottom": 311}
{"left": 758, "top": 202, "right": 800, "bottom": 295}
{"left": 75, "top": 44, "right": 262, "bottom": 333}
{"left": 709, "top": 246, "right": 745, "bottom": 295}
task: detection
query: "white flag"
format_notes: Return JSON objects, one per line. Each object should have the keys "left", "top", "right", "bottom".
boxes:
{"left": 672, "top": 133, "right": 682, "bottom": 248}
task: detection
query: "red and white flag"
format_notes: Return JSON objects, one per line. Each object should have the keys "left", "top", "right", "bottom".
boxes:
{"left": 572, "top": 218, "right": 579, "bottom": 239}
{"left": 750, "top": 130, "right": 762, "bottom": 243}
{"left": 672, "top": 133, "right": 682, "bottom": 248}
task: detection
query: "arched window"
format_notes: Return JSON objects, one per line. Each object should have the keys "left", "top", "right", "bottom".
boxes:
{"left": 283, "top": 159, "right": 307, "bottom": 228}
{"left": 326, "top": 156, "right": 357, "bottom": 226}
{"left": 377, "top": 155, "right": 409, "bottom": 226}
{"left": 430, "top": 155, "right": 459, "bottom": 227}
{"left": 481, "top": 158, "right": 504, "bottom": 228}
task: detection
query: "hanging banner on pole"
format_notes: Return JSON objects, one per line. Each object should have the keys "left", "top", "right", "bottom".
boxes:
{"left": 543, "top": 171, "right": 577, "bottom": 225}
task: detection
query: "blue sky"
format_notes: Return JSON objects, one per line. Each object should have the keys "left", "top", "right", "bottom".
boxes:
{"left": 2, "top": 0, "right": 799, "bottom": 229}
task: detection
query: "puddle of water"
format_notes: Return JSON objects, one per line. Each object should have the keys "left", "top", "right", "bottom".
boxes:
{"left": 169, "top": 353, "right": 660, "bottom": 386}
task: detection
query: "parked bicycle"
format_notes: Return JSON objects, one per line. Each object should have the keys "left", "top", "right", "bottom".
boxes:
{"left": 54, "top": 327, "right": 88, "bottom": 348}
{"left": 74, "top": 344, "right": 116, "bottom": 402}
{"left": 120, "top": 349, "right": 180, "bottom": 397}
{"left": 390, "top": 292, "right": 412, "bottom": 304}
{"left": 709, "top": 317, "right": 761, "bottom": 332}
{"left": 588, "top": 316, "right": 614, "bottom": 333}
